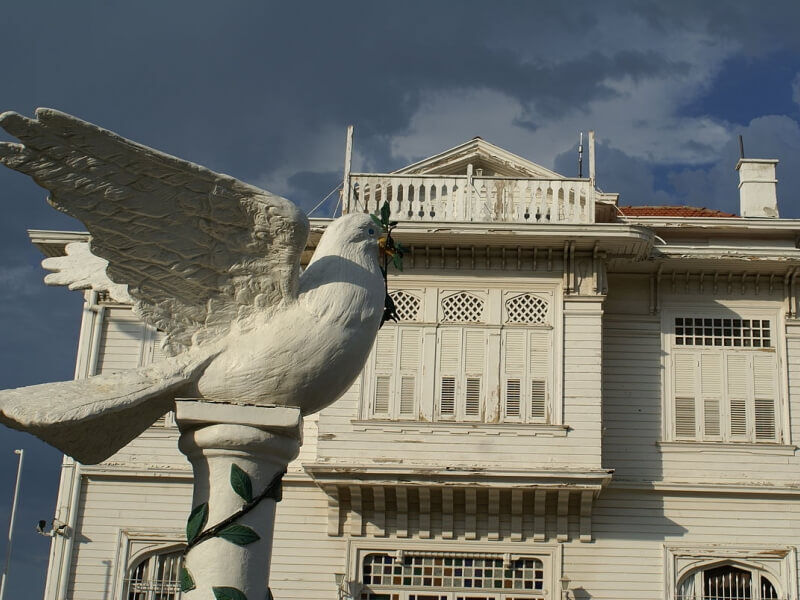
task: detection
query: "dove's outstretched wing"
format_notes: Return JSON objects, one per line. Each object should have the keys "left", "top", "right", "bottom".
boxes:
{"left": 0, "top": 108, "right": 310, "bottom": 355}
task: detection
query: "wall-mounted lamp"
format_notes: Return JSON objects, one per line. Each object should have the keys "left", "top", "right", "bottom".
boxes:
{"left": 559, "top": 574, "right": 572, "bottom": 599}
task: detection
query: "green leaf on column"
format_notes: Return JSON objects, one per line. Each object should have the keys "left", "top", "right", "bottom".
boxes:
{"left": 186, "top": 503, "right": 208, "bottom": 543}
{"left": 217, "top": 524, "right": 261, "bottom": 546}
{"left": 180, "top": 567, "right": 196, "bottom": 592}
{"left": 213, "top": 586, "right": 248, "bottom": 600}
{"left": 230, "top": 463, "right": 253, "bottom": 503}
{"left": 370, "top": 214, "right": 383, "bottom": 230}
{"left": 380, "top": 201, "right": 391, "bottom": 225}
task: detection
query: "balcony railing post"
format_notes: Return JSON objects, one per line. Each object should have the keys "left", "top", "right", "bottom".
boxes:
{"left": 466, "top": 163, "right": 474, "bottom": 221}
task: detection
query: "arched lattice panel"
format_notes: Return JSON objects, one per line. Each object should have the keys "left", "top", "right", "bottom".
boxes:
{"left": 505, "top": 293, "right": 549, "bottom": 324}
{"left": 441, "top": 292, "right": 485, "bottom": 323}
{"left": 389, "top": 290, "right": 421, "bottom": 321}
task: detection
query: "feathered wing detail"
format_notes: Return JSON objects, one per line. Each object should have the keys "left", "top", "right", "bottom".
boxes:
{"left": 42, "top": 241, "right": 133, "bottom": 303}
{"left": 0, "top": 353, "right": 214, "bottom": 464}
{"left": 0, "top": 108, "right": 310, "bottom": 355}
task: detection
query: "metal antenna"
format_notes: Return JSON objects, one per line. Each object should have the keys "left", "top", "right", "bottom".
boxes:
{"left": 738, "top": 135, "right": 745, "bottom": 159}
{"left": 578, "top": 132, "right": 584, "bottom": 178}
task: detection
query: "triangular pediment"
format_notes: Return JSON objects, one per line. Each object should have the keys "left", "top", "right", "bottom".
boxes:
{"left": 393, "top": 137, "right": 564, "bottom": 179}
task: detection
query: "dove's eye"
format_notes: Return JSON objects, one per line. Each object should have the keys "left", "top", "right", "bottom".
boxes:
{"left": 368, "top": 228, "right": 375, "bottom": 236}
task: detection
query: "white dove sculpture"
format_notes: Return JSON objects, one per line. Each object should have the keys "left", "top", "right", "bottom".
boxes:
{"left": 0, "top": 108, "right": 387, "bottom": 465}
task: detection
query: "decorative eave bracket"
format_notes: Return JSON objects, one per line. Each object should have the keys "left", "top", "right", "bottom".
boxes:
{"left": 305, "top": 464, "right": 612, "bottom": 544}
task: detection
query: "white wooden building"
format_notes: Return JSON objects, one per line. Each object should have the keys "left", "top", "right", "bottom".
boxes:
{"left": 30, "top": 137, "right": 800, "bottom": 600}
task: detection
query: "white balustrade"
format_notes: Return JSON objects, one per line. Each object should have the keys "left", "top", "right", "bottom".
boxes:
{"left": 344, "top": 174, "right": 594, "bottom": 224}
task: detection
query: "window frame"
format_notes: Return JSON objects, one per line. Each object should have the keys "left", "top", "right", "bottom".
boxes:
{"left": 661, "top": 304, "right": 789, "bottom": 445}
{"left": 110, "top": 529, "right": 185, "bottom": 600}
{"left": 346, "top": 540, "right": 561, "bottom": 600}
{"left": 360, "top": 284, "right": 563, "bottom": 427}
{"left": 665, "top": 544, "right": 795, "bottom": 600}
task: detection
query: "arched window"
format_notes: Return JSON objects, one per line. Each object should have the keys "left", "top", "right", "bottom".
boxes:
{"left": 677, "top": 563, "right": 780, "bottom": 600}
{"left": 124, "top": 547, "right": 183, "bottom": 600}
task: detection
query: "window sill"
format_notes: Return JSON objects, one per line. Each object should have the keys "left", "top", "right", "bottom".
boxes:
{"left": 657, "top": 441, "right": 797, "bottom": 456}
{"left": 350, "top": 420, "right": 568, "bottom": 437}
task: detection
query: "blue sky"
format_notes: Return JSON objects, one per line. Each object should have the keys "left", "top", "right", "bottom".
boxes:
{"left": 2, "top": 1, "right": 800, "bottom": 596}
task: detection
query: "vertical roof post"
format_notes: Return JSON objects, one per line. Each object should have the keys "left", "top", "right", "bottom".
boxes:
{"left": 341, "top": 125, "right": 354, "bottom": 214}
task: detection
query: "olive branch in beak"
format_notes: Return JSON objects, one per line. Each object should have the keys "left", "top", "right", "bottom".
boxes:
{"left": 371, "top": 202, "right": 407, "bottom": 326}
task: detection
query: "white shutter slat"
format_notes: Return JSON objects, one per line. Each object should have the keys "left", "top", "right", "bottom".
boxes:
{"left": 504, "top": 330, "right": 526, "bottom": 374}
{"left": 151, "top": 330, "right": 167, "bottom": 364}
{"left": 505, "top": 379, "right": 521, "bottom": 417}
{"left": 398, "top": 328, "right": 422, "bottom": 417}
{"left": 372, "top": 328, "right": 397, "bottom": 417}
{"left": 529, "top": 331, "right": 550, "bottom": 421}
{"left": 399, "top": 376, "right": 416, "bottom": 415}
{"left": 700, "top": 353, "right": 722, "bottom": 437}
{"left": 374, "top": 329, "right": 397, "bottom": 370}
{"left": 503, "top": 330, "right": 525, "bottom": 420}
{"left": 673, "top": 352, "right": 697, "bottom": 438}
{"left": 463, "top": 330, "right": 485, "bottom": 418}
{"left": 465, "top": 378, "right": 481, "bottom": 416}
{"left": 726, "top": 353, "right": 749, "bottom": 438}
{"left": 374, "top": 376, "right": 391, "bottom": 415}
{"left": 440, "top": 377, "right": 456, "bottom": 416}
{"left": 438, "top": 329, "right": 461, "bottom": 417}
{"left": 753, "top": 352, "right": 778, "bottom": 441}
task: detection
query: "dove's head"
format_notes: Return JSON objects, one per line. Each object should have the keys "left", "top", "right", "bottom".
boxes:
{"left": 309, "top": 213, "right": 383, "bottom": 267}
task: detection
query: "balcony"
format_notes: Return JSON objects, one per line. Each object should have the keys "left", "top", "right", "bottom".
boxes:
{"left": 343, "top": 173, "right": 596, "bottom": 224}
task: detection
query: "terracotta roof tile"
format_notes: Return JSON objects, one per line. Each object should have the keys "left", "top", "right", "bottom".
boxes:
{"left": 618, "top": 205, "right": 738, "bottom": 218}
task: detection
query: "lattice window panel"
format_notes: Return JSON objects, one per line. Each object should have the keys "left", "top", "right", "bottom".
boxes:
{"left": 441, "top": 292, "right": 484, "bottom": 323}
{"left": 505, "top": 294, "right": 549, "bottom": 324}
{"left": 390, "top": 291, "right": 421, "bottom": 321}
{"left": 674, "top": 317, "right": 771, "bottom": 348}
{"left": 361, "top": 553, "right": 544, "bottom": 593}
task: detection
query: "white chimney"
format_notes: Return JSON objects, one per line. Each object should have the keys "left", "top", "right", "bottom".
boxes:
{"left": 736, "top": 158, "right": 779, "bottom": 218}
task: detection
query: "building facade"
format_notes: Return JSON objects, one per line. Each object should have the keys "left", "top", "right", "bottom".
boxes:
{"left": 32, "top": 138, "right": 800, "bottom": 600}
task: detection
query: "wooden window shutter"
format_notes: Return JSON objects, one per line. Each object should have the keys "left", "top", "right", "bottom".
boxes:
{"left": 398, "top": 328, "right": 422, "bottom": 417}
{"left": 463, "top": 330, "right": 485, "bottom": 418}
{"left": 673, "top": 352, "right": 698, "bottom": 438}
{"left": 700, "top": 353, "right": 722, "bottom": 438}
{"left": 151, "top": 330, "right": 167, "bottom": 364}
{"left": 373, "top": 328, "right": 397, "bottom": 416}
{"left": 726, "top": 353, "right": 749, "bottom": 439}
{"left": 753, "top": 352, "right": 778, "bottom": 441}
{"left": 439, "top": 329, "right": 461, "bottom": 417}
{"left": 529, "top": 330, "right": 550, "bottom": 421}
{"left": 503, "top": 330, "right": 526, "bottom": 418}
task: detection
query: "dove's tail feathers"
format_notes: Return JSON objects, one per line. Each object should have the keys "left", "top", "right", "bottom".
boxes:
{"left": 0, "top": 354, "right": 212, "bottom": 465}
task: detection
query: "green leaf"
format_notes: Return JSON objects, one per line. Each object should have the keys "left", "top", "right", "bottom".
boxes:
{"left": 370, "top": 214, "right": 384, "bottom": 230}
{"left": 180, "top": 567, "right": 195, "bottom": 592}
{"left": 186, "top": 503, "right": 208, "bottom": 544}
{"left": 213, "top": 586, "right": 248, "bottom": 600}
{"left": 380, "top": 201, "right": 391, "bottom": 225}
{"left": 230, "top": 464, "right": 253, "bottom": 503}
{"left": 217, "top": 524, "right": 261, "bottom": 546}
{"left": 392, "top": 252, "right": 404, "bottom": 271}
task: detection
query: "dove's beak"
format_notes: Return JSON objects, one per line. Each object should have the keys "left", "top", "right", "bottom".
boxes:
{"left": 378, "top": 235, "right": 394, "bottom": 258}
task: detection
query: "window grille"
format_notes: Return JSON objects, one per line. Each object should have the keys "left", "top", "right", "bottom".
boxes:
{"left": 123, "top": 549, "right": 183, "bottom": 600}
{"left": 391, "top": 291, "right": 422, "bottom": 322}
{"left": 676, "top": 564, "right": 781, "bottom": 600}
{"left": 441, "top": 292, "right": 484, "bottom": 323}
{"left": 675, "top": 318, "right": 771, "bottom": 348}
{"left": 505, "top": 294, "right": 549, "bottom": 324}
{"left": 361, "top": 553, "right": 545, "bottom": 596}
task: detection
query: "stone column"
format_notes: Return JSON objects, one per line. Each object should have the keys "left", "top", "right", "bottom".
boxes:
{"left": 175, "top": 401, "right": 301, "bottom": 600}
